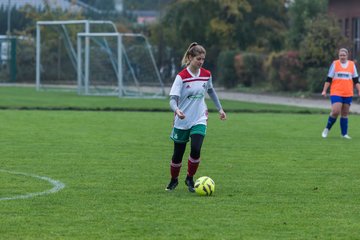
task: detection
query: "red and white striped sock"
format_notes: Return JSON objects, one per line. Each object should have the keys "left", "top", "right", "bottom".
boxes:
{"left": 170, "top": 161, "right": 182, "bottom": 179}
{"left": 187, "top": 156, "right": 200, "bottom": 177}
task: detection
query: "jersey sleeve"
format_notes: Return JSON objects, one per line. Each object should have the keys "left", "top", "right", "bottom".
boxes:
{"left": 207, "top": 75, "right": 214, "bottom": 90}
{"left": 169, "top": 75, "right": 183, "bottom": 96}
{"left": 353, "top": 63, "right": 359, "bottom": 78}
{"left": 327, "top": 62, "right": 335, "bottom": 78}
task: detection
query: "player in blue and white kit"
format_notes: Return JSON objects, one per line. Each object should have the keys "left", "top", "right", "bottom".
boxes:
{"left": 165, "top": 42, "right": 227, "bottom": 192}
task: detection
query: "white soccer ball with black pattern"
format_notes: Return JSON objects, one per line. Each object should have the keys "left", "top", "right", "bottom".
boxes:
{"left": 194, "top": 176, "right": 215, "bottom": 196}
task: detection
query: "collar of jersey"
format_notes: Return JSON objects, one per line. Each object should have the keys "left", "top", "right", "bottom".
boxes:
{"left": 186, "top": 67, "right": 200, "bottom": 78}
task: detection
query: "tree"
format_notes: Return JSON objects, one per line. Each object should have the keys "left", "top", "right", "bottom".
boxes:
{"left": 124, "top": 0, "right": 174, "bottom": 10}
{"left": 156, "top": 0, "right": 251, "bottom": 73}
{"left": 80, "top": 0, "right": 114, "bottom": 11}
{"left": 299, "top": 14, "right": 349, "bottom": 92}
{"left": 299, "top": 14, "right": 349, "bottom": 68}
{"left": 238, "top": 0, "right": 288, "bottom": 52}
{"left": 0, "top": 6, "right": 30, "bottom": 35}
{"left": 14, "top": 3, "right": 85, "bottom": 82}
{"left": 287, "top": 0, "right": 328, "bottom": 49}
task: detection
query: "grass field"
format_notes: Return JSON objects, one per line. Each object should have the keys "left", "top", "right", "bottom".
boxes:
{"left": 0, "top": 86, "right": 326, "bottom": 114}
{"left": 1, "top": 87, "right": 360, "bottom": 239}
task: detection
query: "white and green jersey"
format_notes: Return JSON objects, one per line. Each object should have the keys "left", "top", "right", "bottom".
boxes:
{"left": 169, "top": 67, "right": 213, "bottom": 130}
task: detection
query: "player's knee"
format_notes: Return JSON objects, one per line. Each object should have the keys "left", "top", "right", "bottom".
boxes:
{"left": 172, "top": 149, "right": 184, "bottom": 163}
{"left": 331, "top": 111, "right": 340, "bottom": 117}
{"left": 172, "top": 155, "right": 182, "bottom": 164}
{"left": 190, "top": 148, "right": 201, "bottom": 160}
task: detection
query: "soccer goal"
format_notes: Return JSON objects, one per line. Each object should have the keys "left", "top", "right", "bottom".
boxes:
{"left": 36, "top": 20, "right": 165, "bottom": 97}
{"left": 77, "top": 32, "right": 165, "bottom": 97}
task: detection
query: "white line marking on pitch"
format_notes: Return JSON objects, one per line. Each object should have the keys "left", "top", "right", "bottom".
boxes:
{"left": 0, "top": 169, "right": 65, "bottom": 201}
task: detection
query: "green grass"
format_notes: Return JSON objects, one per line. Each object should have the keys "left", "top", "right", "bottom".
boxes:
{"left": 0, "top": 86, "right": 326, "bottom": 114}
{"left": 1, "top": 109, "right": 360, "bottom": 239}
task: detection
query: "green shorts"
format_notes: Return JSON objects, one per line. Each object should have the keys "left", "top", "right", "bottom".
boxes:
{"left": 170, "top": 124, "right": 207, "bottom": 143}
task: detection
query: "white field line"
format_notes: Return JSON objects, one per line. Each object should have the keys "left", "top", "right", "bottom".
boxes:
{"left": 0, "top": 169, "right": 65, "bottom": 201}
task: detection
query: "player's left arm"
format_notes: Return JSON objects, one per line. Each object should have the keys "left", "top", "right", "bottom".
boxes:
{"left": 207, "top": 77, "right": 226, "bottom": 120}
{"left": 352, "top": 63, "right": 360, "bottom": 96}
{"left": 354, "top": 80, "right": 360, "bottom": 96}
{"left": 208, "top": 90, "right": 226, "bottom": 120}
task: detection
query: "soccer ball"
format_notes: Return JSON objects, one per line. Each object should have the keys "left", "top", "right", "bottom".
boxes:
{"left": 194, "top": 176, "right": 215, "bottom": 196}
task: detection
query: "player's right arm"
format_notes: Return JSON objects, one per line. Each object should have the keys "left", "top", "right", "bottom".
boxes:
{"left": 322, "top": 81, "right": 331, "bottom": 97}
{"left": 170, "top": 96, "right": 185, "bottom": 119}
{"left": 322, "top": 62, "right": 335, "bottom": 97}
{"left": 169, "top": 75, "right": 185, "bottom": 119}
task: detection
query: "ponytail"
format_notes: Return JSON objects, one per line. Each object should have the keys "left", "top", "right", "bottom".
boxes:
{"left": 181, "top": 42, "right": 206, "bottom": 67}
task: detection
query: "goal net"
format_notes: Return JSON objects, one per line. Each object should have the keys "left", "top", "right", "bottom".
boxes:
{"left": 77, "top": 32, "right": 164, "bottom": 97}
{"left": 36, "top": 20, "right": 164, "bottom": 97}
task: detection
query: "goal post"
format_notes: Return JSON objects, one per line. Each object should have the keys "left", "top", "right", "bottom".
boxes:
{"left": 77, "top": 32, "right": 123, "bottom": 97}
{"left": 77, "top": 32, "right": 165, "bottom": 97}
{"left": 36, "top": 20, "right": 118, "bottom": 91}
{"left": 35, "top": 20, "right": 165, "bottom": 98}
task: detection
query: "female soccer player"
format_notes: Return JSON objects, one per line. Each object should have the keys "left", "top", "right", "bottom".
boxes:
{"left": 321, "top": 48, "right": 360, "bottom": 139}
{"left": 165, "top": 42, "right": 226, "bottom": 192}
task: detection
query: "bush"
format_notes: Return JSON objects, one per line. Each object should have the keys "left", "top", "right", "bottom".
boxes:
{"left": 306, "top": 67, "right": 328, "bottom": 93}
{"left": 299, "top": 15, "right": 349, "bottom": 68}
{"left": 265, "top": 51, "right": 306, "bottom": 91}
{"left": 234, "top": 52, "right": 265, "bottom": 87}
{"left": 216, "top": 50, "right": 238, "bottom": 88}
{"left": 16, "top": 38, "right": 36, "bottom": 82}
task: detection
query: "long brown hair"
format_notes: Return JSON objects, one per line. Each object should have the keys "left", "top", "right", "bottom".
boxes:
{"left": 181, "top": 42, "right": 206, "bottom": 67}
